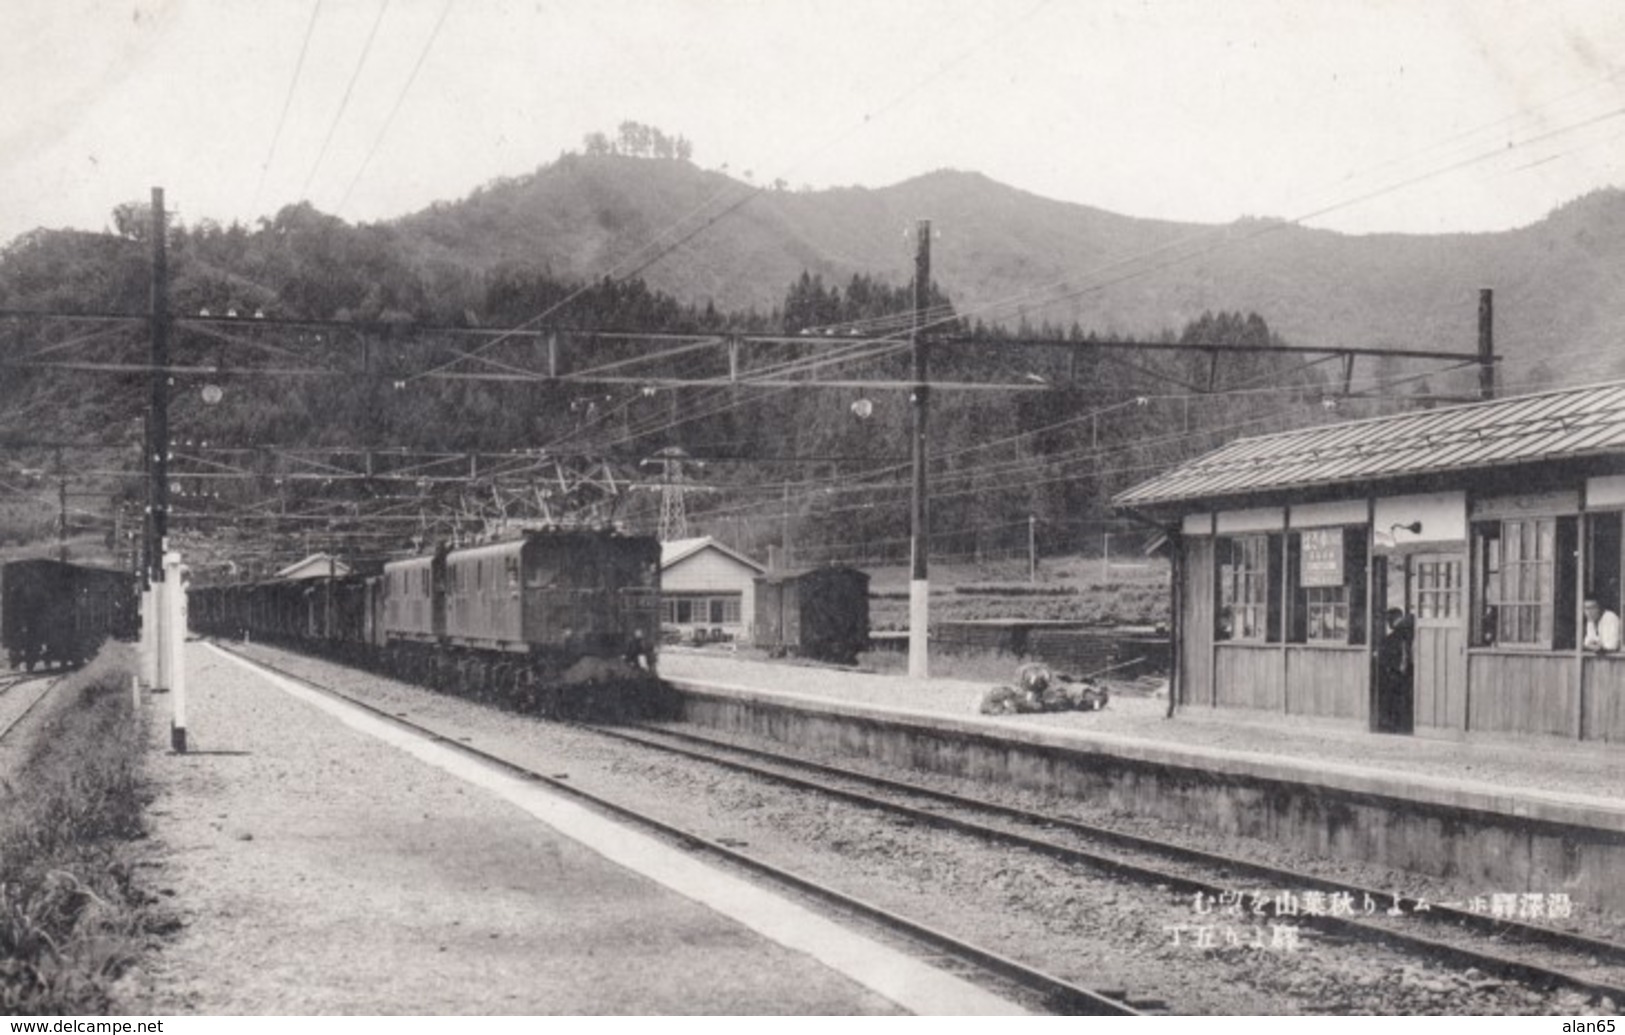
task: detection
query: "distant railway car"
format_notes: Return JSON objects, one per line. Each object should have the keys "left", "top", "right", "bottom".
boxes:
{"left": 753, "top": 566, "right": 870, "bottom": 666}
{"left": 0, "top": 559, "right": 138, "bottom": 670}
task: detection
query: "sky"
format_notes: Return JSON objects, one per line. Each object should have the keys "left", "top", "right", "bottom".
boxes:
{"left": 4, "top": 0, "right": 1625, "bottom": 248}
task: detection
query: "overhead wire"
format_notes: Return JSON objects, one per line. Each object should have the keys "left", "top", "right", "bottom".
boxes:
{"left": 513, "top": 56, "right": 1625, "bottom": 467}
{"left": 689, "top": 357, "right": 1476, "bottom": 525}
{"left": 299, "top": 0, "right": 392, "bottom": 202}
{"left": 252, "top": 0, "right": 325, "bottom": 214}
{"left": 336, "top": 0, "right": 454, "bottom": 216}
{"left": 890, "top": 75, "right": 1625, "bottom": 344}
{"left": 160, "top": 16, "right": 1625, "bottom": 550}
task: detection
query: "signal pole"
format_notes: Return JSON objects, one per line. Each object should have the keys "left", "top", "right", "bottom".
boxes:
{"left": 909, "top": 219, "right": 931, "bottom": 679}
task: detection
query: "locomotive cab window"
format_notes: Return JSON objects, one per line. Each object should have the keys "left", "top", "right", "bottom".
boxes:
{"left": 525, "top": 559, "right": 559, "bottom": 588}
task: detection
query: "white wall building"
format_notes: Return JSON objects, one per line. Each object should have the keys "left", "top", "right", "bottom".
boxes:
{"left": 660, "top": 537, "right": 765, "bottom": 643}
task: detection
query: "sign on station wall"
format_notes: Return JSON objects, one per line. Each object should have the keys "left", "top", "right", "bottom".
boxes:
{"left": 1301, "top": 528, "right": 1344, "bottom": 587}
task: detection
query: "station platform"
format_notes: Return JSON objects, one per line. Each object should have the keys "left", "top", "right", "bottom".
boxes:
{"left": 662, "top": 652, "right": 1625, "bottom": 807}
{"left": 122, "top": 643, "right": 1022, "bottom": 1015}
{"left": 659, "top": 651, "right": 1625, "bottom": 914}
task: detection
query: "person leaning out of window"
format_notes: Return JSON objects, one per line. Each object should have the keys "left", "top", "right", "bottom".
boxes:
{"left": 1583, "top": 597, "right": 1622, "bottom": 653}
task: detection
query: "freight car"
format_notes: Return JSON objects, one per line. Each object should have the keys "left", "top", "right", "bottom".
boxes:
{"left": 190, "top": 529, "right": 666, "bottom": 718}
{"left": 753, "top": 566, "right": 870, "bottom": 666}
{"left": 0, "top": 559, "right": 139, "bottom": 671}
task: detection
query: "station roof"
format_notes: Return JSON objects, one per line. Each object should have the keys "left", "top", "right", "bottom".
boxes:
{"left": 660, "top": 536, "right": 766, "bottom": 573}
{"left": 1113, "top": 379, "right": 1625, "bottom": 509}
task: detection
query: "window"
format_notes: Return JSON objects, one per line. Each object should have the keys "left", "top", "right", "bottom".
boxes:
{"left": 1586, "top": 512, "right": 1623, "bottom": 616}
{"left": 1472, "top": 516, "right": 1577, "bottom": 649}
{"left": 663, "top": 596, "right": 743, "bottom": 626}
{"left": 526, "top": 558, "right": 558, "bottom": 589}
{"left": 1217, "top": 534, "right": 1281, "bottom": 642}
{"left": 1415, "top": 557, "right": 1463, "bottom": 619}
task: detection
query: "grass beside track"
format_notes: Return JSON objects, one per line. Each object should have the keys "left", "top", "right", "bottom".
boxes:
{"left": 0, "top": 647, "right": 150, "bottom": 1015}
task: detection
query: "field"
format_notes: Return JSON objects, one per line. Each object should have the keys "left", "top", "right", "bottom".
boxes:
{"left": 864, "top": 553, "right": 1170, "bottom": 631}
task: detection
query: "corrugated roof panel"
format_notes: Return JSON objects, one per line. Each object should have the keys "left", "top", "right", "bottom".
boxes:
{"left": 1113, "top": 378, "right": 1625, "bottom": 507}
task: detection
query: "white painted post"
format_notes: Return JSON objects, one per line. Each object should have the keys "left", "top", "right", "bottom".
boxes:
{"left": 164, "top": 550, "right": 187, "bottom": 753}
{"left": 137, "top": 587, "right": 148, "bottom": 687}
{"left": 140, "top": 584, "right": 159, "bottom": 690}
{"left": 908, "top": 577, "right": 929, "bottom": 679}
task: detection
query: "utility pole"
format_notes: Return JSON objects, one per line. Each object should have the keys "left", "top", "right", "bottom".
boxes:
{"left": 909, "top": 219, "right": 931, "bottom": 679}
{"left": 148, "top": 186, "right": 170, "bottom": 584}
{"left": 147, "top": 187, "right": 185, "bottom": 753}
{"left": 1478, "top": 288, "right": 1495, "bottom": 400}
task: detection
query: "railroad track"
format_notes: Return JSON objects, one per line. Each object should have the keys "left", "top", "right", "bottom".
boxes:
{"left": 584, "top": 719, "right": 1625, "bottom": 1006}
{"left": 213, "top": 644, "right": 1140, "bottom": 1016}
{"left": 0, "top": 672, "right": 60, "bottom": 745}
{"left": 0, "top": 671, "right": 43, "bottom": 694}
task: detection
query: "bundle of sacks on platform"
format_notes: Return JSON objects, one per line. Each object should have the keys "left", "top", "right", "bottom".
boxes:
{"left": 978, "top": 662, "right": 1109, "bottom": 715}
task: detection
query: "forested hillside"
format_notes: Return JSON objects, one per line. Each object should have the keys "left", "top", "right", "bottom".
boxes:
{"left": 1, "top": 147, "right": 1617, "bottom": 564}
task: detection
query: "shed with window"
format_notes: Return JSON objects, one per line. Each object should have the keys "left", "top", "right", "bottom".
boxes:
{"left": 659, "top": 537, "right": 766, "bottom": 644}
{"left": 1114, "top": 379, "right": 1625, "bottom": 742}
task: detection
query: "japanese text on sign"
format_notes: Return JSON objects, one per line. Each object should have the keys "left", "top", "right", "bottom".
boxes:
{"left": 1300, "top": 528, "right": 1343, "bottom": 587}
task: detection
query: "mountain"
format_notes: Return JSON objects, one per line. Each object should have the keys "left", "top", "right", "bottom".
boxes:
{"left": 394, "top": 155, "right": 1625, "bottom": 377}
{"left": 5, "top": 154, "right": 1624, "bottom": 557}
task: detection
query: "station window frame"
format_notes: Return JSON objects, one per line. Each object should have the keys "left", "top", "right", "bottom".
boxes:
{"left": 1585, "top": 510, "right": 1623, "bottom": 619}
{"left": 1217, "top": 532, "right": 1282, "bottom": 643}
{"left": 1471, "top": 514, "right": 1578, "bottom": 650}
{"left": 1285, "top": 525, "right": 1369, "bottom": 647}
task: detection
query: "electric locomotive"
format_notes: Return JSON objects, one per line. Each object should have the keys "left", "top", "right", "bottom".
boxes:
{"left": 192, "top": 528, "right": 666, "bottom": 718}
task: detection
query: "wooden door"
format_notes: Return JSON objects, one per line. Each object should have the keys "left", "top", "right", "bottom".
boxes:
{"left": 1411, "top": 553, "right": 1467, "bottom": 730}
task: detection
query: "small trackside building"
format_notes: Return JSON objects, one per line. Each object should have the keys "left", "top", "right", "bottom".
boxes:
{"left": 659, "top": 536, "right": 766, "bottom": 644}
{"left": 274, "top": 552, "right": 352, "bottom": 581}
{"left": 1113, "top": 379, "right": 1625, "bottom": 743}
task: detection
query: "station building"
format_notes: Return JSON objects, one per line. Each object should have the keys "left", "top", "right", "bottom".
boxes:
{"left": 659, "top": 536, "right": 766, "bottom": 644}
{"left": 1113, "top": 379, "right": 1625, "bottom": 743}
